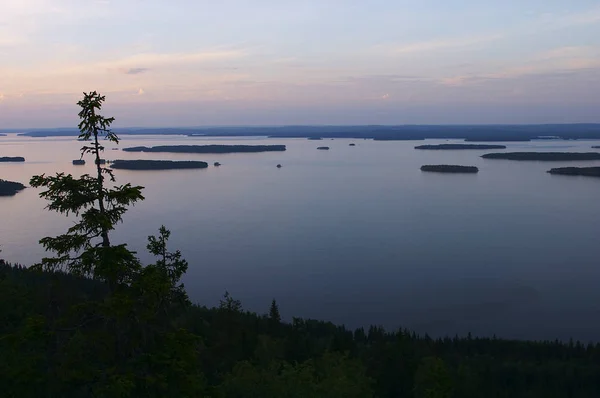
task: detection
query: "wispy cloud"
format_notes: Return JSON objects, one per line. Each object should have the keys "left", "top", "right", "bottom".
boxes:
{"left": 124, "top": 67, "right": 149, "bottom": 75}
{"left": 390, "top": 34, "right": 503, "bottom": 55}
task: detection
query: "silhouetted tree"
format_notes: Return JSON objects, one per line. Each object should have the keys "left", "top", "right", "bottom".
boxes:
{"left": 30, "top": 91, "right": 144, "bottom": 292}
{"left": 269, "top": 299, "right": 281, "bottom": 323}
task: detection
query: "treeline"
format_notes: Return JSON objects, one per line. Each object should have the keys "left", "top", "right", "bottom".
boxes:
{"left": 2, "top": 262, "right": 600, "bottom": 397}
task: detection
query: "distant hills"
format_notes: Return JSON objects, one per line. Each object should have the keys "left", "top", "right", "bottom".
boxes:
{"left": 10, "top": 124, "right": 600, "bottom": 141}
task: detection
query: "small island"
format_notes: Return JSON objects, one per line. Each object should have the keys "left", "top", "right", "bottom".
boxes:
{"left": 592, "top": 146, "right": 600, "bottom": 149}
{"left": 420, "top": 165, "right": 479, "bottom": 173}
{"left": 214, "top": 162, "right": 221, "bottom": 167}
{"left": 0, "top": 157, "right": 25, "bottom": 162}
{"left": 277, "top": 164, "right": 282, "bottom": 168}
{"left": 122, "top": 145, "right": 286, "bottom": 154}
{"left": 481, "top": 152, "right": 600, "bottom": 161}
{"left": 415, "top": 144, "right": 507, "bottom": 150}
{"left": 547, "top": 167, "right": 600, "bottom": 177}
{"left": 0, "top": 179, "right": 26, "bottom": 196}
{"left": 317, "top": 146, "right": 330, "bottom": 150}
{"left": 72, "top": 159, "right": 85, "bottom": 165}
{"left": 110, "top": 160, "right": 208, "bottom": 170}
{"left": 308, "top": 137, "right": 323, "bottom": 140}
{"left": 349, "top": 143, "right": 356, "bottom": 146}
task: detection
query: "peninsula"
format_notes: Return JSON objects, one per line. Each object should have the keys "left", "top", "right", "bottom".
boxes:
{"left": 122, "top": 145, "right": 286, "bottom": 154}
{"left": 420, "top": 165, "right": 479, "bottom": 173}
{"left": 110, "top": 160, "right": 208, "bottom": 170}
{"left": 0, "top": 157, "right": 25, "bottom": 162}
{"left": 547, "top": 167, "right": 600, "bottom": 177}
{"left": 482, "top": 152, "right": 600, "bottom": 161}
{"left": 0, "top": 179, "right": 26, "bottom": 196}
{"left": 415, "top": 144, "right": 507, "bottom": 150}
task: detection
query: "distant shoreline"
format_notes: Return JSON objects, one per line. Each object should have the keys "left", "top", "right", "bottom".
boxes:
{"left": 13, "top": 124, "right": 600, "bottom": 141}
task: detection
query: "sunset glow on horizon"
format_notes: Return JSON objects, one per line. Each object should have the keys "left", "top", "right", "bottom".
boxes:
{"left": 1, "top": 0, "right": 600, "bottom": 128}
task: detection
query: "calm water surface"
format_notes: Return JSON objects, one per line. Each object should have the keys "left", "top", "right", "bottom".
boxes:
{"left": 2, "top": 134, "right": 600, "bottom": 341}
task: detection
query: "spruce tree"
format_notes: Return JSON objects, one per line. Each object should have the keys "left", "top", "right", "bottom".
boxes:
{"left": 30, "top": 91, "right": 144, "bottom": 292}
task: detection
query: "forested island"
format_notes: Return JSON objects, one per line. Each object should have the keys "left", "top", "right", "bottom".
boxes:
{"left": 122, "top": 145, "right": 286, "bottom": 153}
{"left": 317, "top": 146, "right": 330, "bottom": 150}
{"left": 0, "top": 156, "right": 25, "bottom": 162}
{"left": 421, "top": 165, "right": 479, "bottom": 173}
{"left": 0, "top": 179, "right": 26, "bottom": 196}
{"left": 308, "top": 137, "right": 323, "bottom": 140}
{"left": 482, "top": 152, "right": 600, "bottom": 161}
{"left": 547, "top": 167, "right": 600, "bottom": 177}
{"left": 110, "top": 159, "right": 209, "bottom": 170}
{"left": 415, "top": 144, "right": 507, "bottom": 150}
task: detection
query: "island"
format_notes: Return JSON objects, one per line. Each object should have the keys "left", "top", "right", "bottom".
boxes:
{"left": 592, "top": 146, "right": 600, "bottom": 148}
{"left": 547, "top": 167, "right": 600, "bottom": 177}
{"left": 72, "top": 159, "right": 85, "bottom": 165}
{"left": 110, "top": 160, "right": 208, "bottom": 170}
{"left": 0, "top": 157, "right": 25, "bottom": 162}
{"left": 214, "top": 162, "right": 221, "bottom": 167}
{"left": 122, "top": 145, "right": 286, "bottom": 154}
{"left": 481, "top": 152, "right": 600, "bottom": 161}
{"left": 420, "top": 165, "right": 479, "bottom": 173}
{"left": 349, "top": 143, "right": 356, "bottom": 146}
{"left": 277, "top": 164, "right": 282, "bottom": 168}
{"left": 415, "top": 144, "right": 507, "bottom": 150}
{"left": 317, "top": 146, "right": 330, "bottom": 150}
{"left": 0, "top": 179, "right": 26, "bottom": 196}
{"left": 308, "top": 137, "right": 323, "bottom": 140}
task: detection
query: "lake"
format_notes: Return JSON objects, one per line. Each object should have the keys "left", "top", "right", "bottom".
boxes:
{"left": 2, "top": 133, "right": 600, "bottom": 341}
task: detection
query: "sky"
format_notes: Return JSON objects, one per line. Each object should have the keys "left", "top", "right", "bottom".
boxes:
{"left": 1, "top": 0, "right": 600, "bottom": 128}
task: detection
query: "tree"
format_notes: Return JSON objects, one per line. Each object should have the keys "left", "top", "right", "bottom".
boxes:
{"left": 269, "top": 299, "right": 281, "bottom": 323}
{"left": 30, "top": 91, "right": 144, "bottom": 292}
{"left": 413, "top": 357, "right": 454, "bottom": 398}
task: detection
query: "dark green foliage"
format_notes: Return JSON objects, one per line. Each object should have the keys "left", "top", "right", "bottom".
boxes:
{"left": 110, "top": 159, "right": 208, "bottom": 170}
{"left": 122, "top": 144, "right": 286, "bottom": 153}
{"left": 29, "top": 92, "right": 145, "bottom": 289}
{"left": 3, "top": 264, "right": 600, "bottom": 397}
{"left": 0, "top": 179, "right": 26, "bottom": 196}
{"left": 269, "top": 299, "right": 281, "bottom": 323}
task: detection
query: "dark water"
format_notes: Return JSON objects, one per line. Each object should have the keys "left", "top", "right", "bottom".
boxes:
{"left": 2, "top": 134, "right": 600, "bottom": 341}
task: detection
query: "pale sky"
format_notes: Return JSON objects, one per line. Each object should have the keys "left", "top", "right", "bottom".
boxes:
{"left": 1, "top": 0, "right": 600, "bottom": 128}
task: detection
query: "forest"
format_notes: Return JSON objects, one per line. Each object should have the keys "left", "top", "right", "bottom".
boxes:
{"left": 2, "top": 92, "right": 600, "bottom": 397}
